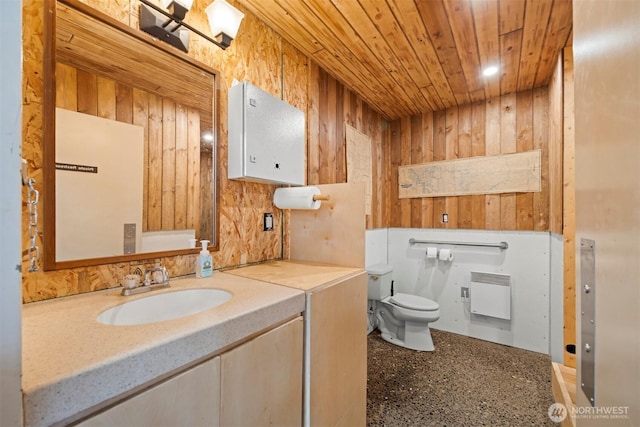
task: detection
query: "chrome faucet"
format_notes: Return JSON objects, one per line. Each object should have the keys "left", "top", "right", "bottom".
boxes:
{"left": 121, "top": 264, "right": 170, "bottom": 296}
{"left": 143, "top": 265, "right": 169, "bottom": 287}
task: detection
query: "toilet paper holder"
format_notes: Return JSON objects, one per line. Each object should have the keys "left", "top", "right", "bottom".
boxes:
{"left": 273, "top": 186, "right": 331, "bottom": 210}
{"left": 425, "top": 247, "right": 438, "bottom": 258}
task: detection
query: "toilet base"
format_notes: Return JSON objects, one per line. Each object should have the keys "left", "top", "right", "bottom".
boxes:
{"left": 380, "top": 321, "right": 435, "bottom": 352}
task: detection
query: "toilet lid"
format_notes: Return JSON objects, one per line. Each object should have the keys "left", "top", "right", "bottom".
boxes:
{"left": 390, "top": 293, "right": 439, "bottom": 311}
{"left": 366, "top": 263, "right": 393, "bottom": 275}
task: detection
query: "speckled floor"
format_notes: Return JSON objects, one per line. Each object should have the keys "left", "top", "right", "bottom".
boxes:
{"left": 367, "top": 329, "right": 555, "bottom": 426}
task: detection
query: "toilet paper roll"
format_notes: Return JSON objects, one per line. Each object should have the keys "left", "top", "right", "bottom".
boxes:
{"left": 438, "top": 248, "right": 454, "bottom": 262}
{"left": 273, "top": 186, "right": 322, "bottom": 210}
{"left": 426, "top": 247, "right": 438, "bottom": 259}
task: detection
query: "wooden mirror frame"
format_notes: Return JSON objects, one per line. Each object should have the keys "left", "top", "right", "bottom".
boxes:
{"left": 43, "top": 0, "right": 221, "bottom": 270}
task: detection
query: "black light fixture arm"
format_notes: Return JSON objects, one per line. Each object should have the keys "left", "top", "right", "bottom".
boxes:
{"left": 138, "top": 0, "right": 229, "bottom": 50}
{"left": 161, "top": 18, "right": 183, "bottom": 31}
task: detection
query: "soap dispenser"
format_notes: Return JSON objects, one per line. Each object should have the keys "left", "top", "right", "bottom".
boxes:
{"left": 196, "top": 240, "right": 213, "bottom": 278}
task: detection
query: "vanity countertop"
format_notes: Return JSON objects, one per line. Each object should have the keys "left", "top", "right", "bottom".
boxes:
{"left": 22, "top": 272, "right": 305, "bottom": 427}
{"left": 226, "top": 259, "right": 363, "bottom": 291}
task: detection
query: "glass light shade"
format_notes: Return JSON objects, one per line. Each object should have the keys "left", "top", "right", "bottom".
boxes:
{"left": 162, "top": 0, "right": 194, "bottom": 10}
{"left": 205, "top": 0, "right": 245, "bottom": 40}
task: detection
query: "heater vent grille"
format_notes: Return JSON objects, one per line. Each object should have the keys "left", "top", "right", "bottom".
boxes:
{"left": 469, "top": 271, "right": 511, "bottom": 320}
{"left": 470, "top": 271, "right": 510, "bottom": 286}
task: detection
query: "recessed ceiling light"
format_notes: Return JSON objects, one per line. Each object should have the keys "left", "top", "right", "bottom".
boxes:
{"left": 482, "top": 66, "right": 499, "bottom": 77}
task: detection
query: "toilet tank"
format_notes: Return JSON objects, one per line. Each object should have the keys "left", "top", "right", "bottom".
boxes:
{"left": 366, "top": 264, "right": 393, "bottom": 300}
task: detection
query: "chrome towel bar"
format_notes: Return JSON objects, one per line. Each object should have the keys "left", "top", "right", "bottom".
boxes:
{"left": 409, "top": 238, "right": 509, "bottom": 250}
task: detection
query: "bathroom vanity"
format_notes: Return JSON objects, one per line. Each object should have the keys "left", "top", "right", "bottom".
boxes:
{"left": 228, "top": 260, "right": 368, "bottom": 426}
{"left": 75, "top": 317, "right": 303, "bottom": 427}
{"left": 21, "top": 273, "right": 306, "bottom": 427}
{"left": 22, "top": 183, "right": 368, "bottom": 426}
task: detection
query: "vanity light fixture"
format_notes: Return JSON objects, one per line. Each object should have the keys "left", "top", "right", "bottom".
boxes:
{"left": 205, "top": 0, "right": 245, "bottom": 49}
{"left": 162, "top": 0, "right": 193, "bottom": 20}
{"left": 139, "top": 0, "right": 244, "bottom": 52}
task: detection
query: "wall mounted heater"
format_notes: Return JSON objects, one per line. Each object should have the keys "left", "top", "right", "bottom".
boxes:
{"left": 469, "top": 271, "right": 511, "bottom": 320}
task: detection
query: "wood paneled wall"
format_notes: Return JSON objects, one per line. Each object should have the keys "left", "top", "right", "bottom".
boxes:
{"left": 307, "top": 65, "right": 389, "bottom": 230}
{"left": 307, "top": 66, "right": 563, "bottom": 233}
{"left": 548, "top": 49, "right": 565, "bottom": 236}
{"left": 21, "top": 0, "right": 564, "bottom": 302}
{"left": 22, "top": 0, "right": 384, "bottom": 302}
{"left": 387, "top": 89, "right": 558, "bottom": 231}
{"left": 55, "top": 63, "right": 204, "bottom": 235}
{"left": 560, "top": 46, "right": 576, "bottom": 368}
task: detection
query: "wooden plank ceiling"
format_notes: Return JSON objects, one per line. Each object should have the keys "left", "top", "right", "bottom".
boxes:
{"left": 236, "top": 0, "right": 572, "bottom": 120}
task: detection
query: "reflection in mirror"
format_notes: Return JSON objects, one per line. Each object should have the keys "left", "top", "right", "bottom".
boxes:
{"left": 44, "top": 0, "right": 217, "bottom": 269}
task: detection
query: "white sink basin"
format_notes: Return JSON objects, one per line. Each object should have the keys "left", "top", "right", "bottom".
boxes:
{"left": 97, "top": 288, "right": 232, "bottom": 326}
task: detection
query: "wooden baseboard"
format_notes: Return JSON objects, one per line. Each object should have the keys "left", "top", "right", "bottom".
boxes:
{"left": 551, "top": 362, "right": 576, "bottom": 427}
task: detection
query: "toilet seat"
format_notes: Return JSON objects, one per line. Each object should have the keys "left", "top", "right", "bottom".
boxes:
{"left": 390, "top": 293, "right": 439, "bottom": 311}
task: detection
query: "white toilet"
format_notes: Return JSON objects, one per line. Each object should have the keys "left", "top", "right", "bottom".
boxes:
{"left": 367, "top": 264, "right": 440, "bottom": 351}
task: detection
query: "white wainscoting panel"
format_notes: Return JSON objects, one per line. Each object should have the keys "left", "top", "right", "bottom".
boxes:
{"left": 387, "top": 228, "right": 551, "bottom": 354}
{"left": 365, "top": 228, "right": 388, "bottom": 268}
{"left": 549, "top": 233, "right": 564, "bottom": 363}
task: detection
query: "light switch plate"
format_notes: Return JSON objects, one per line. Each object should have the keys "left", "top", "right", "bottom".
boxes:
{"left": 263, "top": 213, "right": 274, "bottom": 231}
{"left": 123, "top": 223, "right": 136, "bottom": 254}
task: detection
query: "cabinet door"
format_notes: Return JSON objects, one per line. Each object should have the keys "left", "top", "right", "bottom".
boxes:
{"left": 76, "top": 356, "right": 221, "bottom": 427}
{"left": 308, "top": 272, "right": 368, "bottom": 426}
{"left": 220, "top": 316, "right": 303, "bottom": 427}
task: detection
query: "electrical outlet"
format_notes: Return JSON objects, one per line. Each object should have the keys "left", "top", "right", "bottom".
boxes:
{"left": 442, "top": 213, "right": 448, "bottom": 223}
{"left": 263, "top": 213, "right": 274, "bottom": 231}
{"left": 461, "top": 287, "right": 469, "bottom": 298}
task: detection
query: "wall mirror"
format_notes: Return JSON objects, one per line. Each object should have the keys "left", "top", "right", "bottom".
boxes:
{"left": 43, "top": 0, "right": 218, "bottom": 270}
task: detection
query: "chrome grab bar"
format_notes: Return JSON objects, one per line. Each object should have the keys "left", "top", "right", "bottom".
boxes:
{"left": 408, "top": 238, "right": 509, "bottom": 250}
